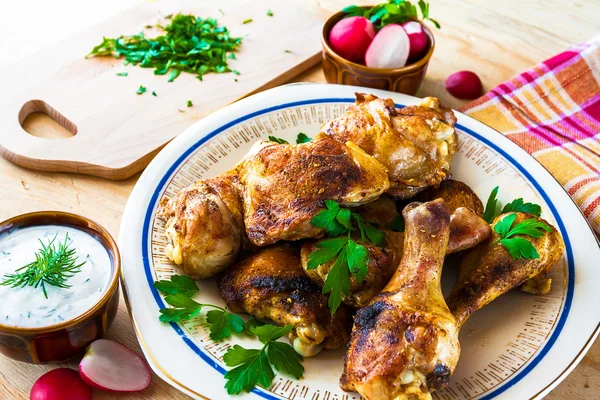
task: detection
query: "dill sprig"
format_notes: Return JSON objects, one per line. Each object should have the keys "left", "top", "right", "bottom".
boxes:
{"left": 0, "top": 233, "right": 85, "bottom": 299}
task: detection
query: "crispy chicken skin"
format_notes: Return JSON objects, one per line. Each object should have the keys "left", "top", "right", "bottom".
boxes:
{"left": 447, "top": 212, "right": 565, "bottom": 327}
{"left": 239, "top": 133, "right": 389, "bottom": 246}
{"left": 320, "top": 93, "right": 458, "bottom": 199}
{"left": 218, "top": 244, "right": 352, "bottom": 357}
{"left": 301, "top": 207, "right": 491, "bottom": 309}
{"left": 341, "top": 200, "right": 460, "bottom": 399}
{"left": 415, "top": 179, "right": 485, "bottom": 216}
{"left": 157, "top": 174, "right": 245, "bottom": 279}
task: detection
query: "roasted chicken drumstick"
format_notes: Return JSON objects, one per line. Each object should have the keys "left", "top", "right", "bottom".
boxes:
{"left": 447, "top": 212, "right": 565, "bottom": 327}
{"left": 341, "top": 199, "right": 460, "bottom": 399}
{"left": 218, "top": 244, "right": 352, "bottom": 357}
{"left": 321, "top": 94, "right": 458, "bottom": 199}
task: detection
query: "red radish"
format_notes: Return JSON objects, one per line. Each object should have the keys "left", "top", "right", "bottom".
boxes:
{"left": 445, "top": 71, "right": 484, "bottom": 99}
{"left": 401, "top": 21, "right": 428, "bottom": 61}
{"left": 329, "top": 16, "right": 375, "bottom": 63}
{"left": 365, "top": 24, "right": 410, "bottom": 69}
{"left": 79, "top": 339, "right": 151, "bottom": 392}
{"left": 30, "top": 368, "right": 92, "bottom": 400}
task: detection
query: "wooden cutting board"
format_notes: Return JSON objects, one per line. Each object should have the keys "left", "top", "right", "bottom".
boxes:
{"left": 0, "top": 0, "right": 329, "bottom": 180}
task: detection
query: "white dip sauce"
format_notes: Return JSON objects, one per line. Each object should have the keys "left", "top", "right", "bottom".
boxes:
{"left": 0, "top": 225, "right": 111, "bottom": 328}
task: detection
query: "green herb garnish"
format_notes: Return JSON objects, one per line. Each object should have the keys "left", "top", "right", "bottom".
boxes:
{"left": 483, "top": 186, "right": 543, "bottom": 223}
{"left": 266, "top": 9, "right": 274, "bottom": 17}
{"left": 187, "top": 100, "right": 193, "bottom": 107}
{"left": 296, "top": 133, "right": 311, "bottom": 143}
{"left": 307, "top": 200, "right": 384, "bottom": 313}
{"left": 152, "top": 91, "right": 157, "bottom": 97}
{"left": 116, "top": 72, "right": 128, "bottom": 77}
{"left": 343, "top": 0, "right": 440, "bottom": 30}
{"left": 242, "top": 18, "right": 253, "bottom": 24}
{"left": 493, "top": 214, "right": 552, "bottom": 259}
{"left": 0, "top": 233, "right": 84, "bottom": 299}
{"left": 268, "top": 136, "right": 288, "bottom": 144}
{"left": 87, "top": 14, "right": 242, "bottom": 82}
{"left": 136, "top": 85, "right": 147, "bottom": 95}
{"left": 224, "top": 324, "right": 304, "bottom": 394}
{"left": 153, "top": 275, "right": 244, "bottom": 341}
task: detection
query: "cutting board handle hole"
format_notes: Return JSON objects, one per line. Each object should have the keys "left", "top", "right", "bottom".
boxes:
{"left": 18, "top": 100, "right": 77, "bottom": 139}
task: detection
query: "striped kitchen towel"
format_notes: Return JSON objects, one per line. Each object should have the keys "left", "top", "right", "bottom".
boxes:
{"left": 461, "top": 35, "right": 600, "bottom": 236}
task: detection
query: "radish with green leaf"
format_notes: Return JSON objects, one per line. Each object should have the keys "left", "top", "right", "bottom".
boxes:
{"left": 30, "top": 368, "right": 92, "bottom": 400}
{"left": 78, "top": 339, "right": 151, "bottom": 392}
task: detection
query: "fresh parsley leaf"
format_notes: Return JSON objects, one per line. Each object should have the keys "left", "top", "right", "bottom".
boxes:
{"left": 493, "top": 214, "right": 552, "bottom": 260}
{"left": 249, "top": 324, "right": 293, "bottom": 343}
{"left": 87, "top": 15, "right": 242, "bottom": 83}
{"left": 345, "top": 239, "right": 369, "bottom": 282}
{"left": 483, "top": 186, "right": 500, "bottom": 223}
{"left": 242, "top": 18, "right": 253, "bottom": 24}
{"left": 296, "top": 132, "right": 311, "bottom": 143}
{"left": 164, "top": 293, "right": 200, "bottom": 308}
{"left": 354, "top": 215, "right": 385, "bottom": 246}
{"left": 336, "top": 208, "right": 353, "bottom": 231}
{"left": 159, "top": 307, "right": 202, "bottom": 323}
{"left": 228, "top": 53, "right": 237, "bottom": 60}
{"left": 267, "top": 341, "right": 304, "bottom": 379}
{"left": 116, "top": 72, "right": 128, "bottom": 76}
{"left": 306, "top": 237, "right": 348, "bottom": 270}
{"left": 187, "top": 100, "right": 193, "bottom": 107}
{"left": 504, "top": 218, "right": 552, "bottom": 238}
{"left": 206, "top": 309, "right": 245, "bottom": 341}
{"left": 223, "top": 325, "right": 303, "bottom": 394}
{"left": 136, "top": 85, "right": 147, "bottom": 95}
{"left": 311, "top": 200, "right": 346, "bottom": 236}
{"left": 152, "top": 91, "right": 157, "bottom": 96}
{"left": 153, "top": 274, "right": 198, "bottom": 296}
{"left": 494, "top": 213, "right": 517, "bottom": 238}
{"left": 322, "top": 248, "right": 350, "bottom": 314}
{"left": 268, "top": 136, "right": 289, "bottom": 144}
{"left": 389, "top": 215, "right": 405, "bottom": 232}
{"left": 224, "top": 346, "right": 273, "bottom": 394}
{"left": 501, "top": 198, "right": 542, "bottom": 217}
{"left": 499, "top": 237, "right": 539, "bottom": 259}
{"left": 266, "top": 9, "right": 274, "bottom": 17}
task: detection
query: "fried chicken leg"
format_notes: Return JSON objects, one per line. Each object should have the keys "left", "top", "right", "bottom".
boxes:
{"left": 218, "top": 244, "right": 352, "bottom": 357}
{"left": 341, "top": 200, "right": 460, "bottom": 399}
{"left": 447, "top": 212, "right": 565, "bottom": 327}
{"left": 321, "top": 94, "right": 458, "bottom": 199}
{"left": 157, "top": 174, "right": 245, "bottom": 279}
{"left": 239, "top": 133, "right": 389, "bottom": 246}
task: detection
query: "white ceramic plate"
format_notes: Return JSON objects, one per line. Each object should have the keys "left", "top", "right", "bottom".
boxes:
{"left": 119, "top": 84, "right": 600, "bottom": 400}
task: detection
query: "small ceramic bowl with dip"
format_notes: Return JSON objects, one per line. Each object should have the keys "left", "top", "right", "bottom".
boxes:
{"left": 0, "top": 211, "right": 120, "bottom": 364}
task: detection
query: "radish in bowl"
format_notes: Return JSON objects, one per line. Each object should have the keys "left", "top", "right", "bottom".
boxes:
{"left": 365, "top": 24, "right": 410, "bottom": 69}
{"left": 79, "top": 339, "right": 151, "bottom": 392}
{"left": 401, "top": 21, "right": 429, "bottom": 61}
{"left": 30, "top": 368, "right": 92, "bottom": 400}
{"left": 329, "top": 16, "right": 376, "bottom": 63}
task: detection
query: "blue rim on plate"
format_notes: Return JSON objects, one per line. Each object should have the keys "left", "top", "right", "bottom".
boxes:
{"left": 140, "top": 98, "right": 574, "bottom": 400}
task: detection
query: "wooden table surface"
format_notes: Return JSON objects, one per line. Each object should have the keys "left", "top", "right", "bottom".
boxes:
{"left": 1, "top": 0, "right": 599, "bottom": 398}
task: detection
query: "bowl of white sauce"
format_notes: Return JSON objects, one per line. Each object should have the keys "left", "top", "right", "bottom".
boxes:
{"left": 0, "top": 211, "right": 120, "bottom": 363}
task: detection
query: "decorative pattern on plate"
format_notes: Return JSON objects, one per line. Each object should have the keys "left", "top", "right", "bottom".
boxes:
{"left": 147, "top": 102, "right": 567, "bottom": 400}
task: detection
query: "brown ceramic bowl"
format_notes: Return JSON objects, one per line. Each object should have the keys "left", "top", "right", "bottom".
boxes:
{"left": 0, "top": 211, "right": 120, "bottom": 363}
{"left": 321, "top": 11, "right": 435, "bottom": 95}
